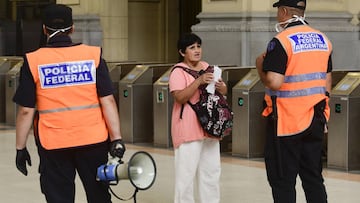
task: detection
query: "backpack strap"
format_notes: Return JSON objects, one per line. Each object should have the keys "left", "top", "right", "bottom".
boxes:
{"left": 171, "top": 65, "right": 214, "bottom": 119}
{"left": 172, "top": 65, "right": 214, "bottom": 79}
{"left": 171, "top": 66, "right": 200, "bottom": 119}
{"left": 172, "top": 66, "right": 200, "bottom": 79}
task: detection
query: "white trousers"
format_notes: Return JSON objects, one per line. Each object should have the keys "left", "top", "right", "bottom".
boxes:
{"left": 174, "top": 138, "right": 221, "bottom": 203}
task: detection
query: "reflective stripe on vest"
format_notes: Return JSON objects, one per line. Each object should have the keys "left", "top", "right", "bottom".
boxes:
{"left": 266, "top": 86, "right": 326, "bottom": 98}
{"left": 284, "top": 72, "right": 326, "bottom": 83}
{"left": 265, "top": 72, "right": 327, "bottom": 98}
{"left": 38, "top": 104, "right": 100, "bottom": 114}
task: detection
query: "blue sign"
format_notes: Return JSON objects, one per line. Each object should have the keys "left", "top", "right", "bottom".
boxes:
{"left": 289, "top": 32, "right": 329, "bottom": 53}
{"left": 39, "top": 60, "right": 96, "bottom": 88}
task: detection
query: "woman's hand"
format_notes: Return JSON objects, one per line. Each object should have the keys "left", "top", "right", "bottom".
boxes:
{"left": 197, "top": 72, "right": 214, "bottom": 85}
{"left": 215, "top": 78, "right": 227, "bottom": 95}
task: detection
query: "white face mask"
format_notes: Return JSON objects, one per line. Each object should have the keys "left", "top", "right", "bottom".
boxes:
{"left": 46, "top": 26, "right": 73, "bottom": 40}
{"left": 275, "top": 15, "right": 306, "bottom": 32}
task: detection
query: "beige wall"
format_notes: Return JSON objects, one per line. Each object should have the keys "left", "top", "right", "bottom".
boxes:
{"left": 58, "top": 0, "right": 178, "bottom": 63}
{"left": 127, "top": 0, "right": 179, "bottom": 63}
{"left": 58, "top": 0, "right": 128, "bottom": 62}
{"left": 99, "top": 0, "right": 128, "bottom": 62}
{"left": 195, "top": 0, "right": 360, "bottom": 69}
{"left": 128, "top": 2, "right": 164, "bottom": 62}
{"left": 56, "top": 0, "right": 360, "bottom": 62}
{"left": 202, "top": 0, "right": 271, "bottom": 12}
{"left": 202, "top": 0, "right": 360, "bottom": 22}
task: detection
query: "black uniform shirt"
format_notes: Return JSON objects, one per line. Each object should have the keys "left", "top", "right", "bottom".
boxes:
{"left": 13, "top": 35, "right": 114, "bottom": 108}
{"left": 263, "top": 21, "right": 333, "bottom": 75}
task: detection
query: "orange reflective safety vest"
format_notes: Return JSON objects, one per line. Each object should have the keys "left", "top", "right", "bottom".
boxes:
{"left": 26, "top": 44, "right": 108, "bottom": 149}
{"left": 262, "top": 24, "right": 332, "bottom": 137}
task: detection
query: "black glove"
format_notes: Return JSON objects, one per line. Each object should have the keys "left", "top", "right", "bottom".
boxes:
{"left": 109, "top": 139, "right": 126, "bottom": 159}
{"left": 16, "top": 148, "right": 32, "bottom": 176}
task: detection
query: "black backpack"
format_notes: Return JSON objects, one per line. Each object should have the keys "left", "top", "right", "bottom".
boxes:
{"left": 173, "top": 66, "right": 233, "bottom": 138}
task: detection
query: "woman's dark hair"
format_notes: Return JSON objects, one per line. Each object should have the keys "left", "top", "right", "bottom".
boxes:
{"left": 177, "top": 33, "right": 202, "bottom": 55}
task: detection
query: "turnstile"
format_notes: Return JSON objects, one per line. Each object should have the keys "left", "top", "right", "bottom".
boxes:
{"left": 0, "top": 56, "right": 23, "bottom": 123}
{"left": 119, "top": 64, "right": 173, "bottom": 143}
{"left": 322, "top": 70, "right": 354, "bottom": 159}
{"left": 153, "top": 68, "right": 173, "bottom": 148}
{"left": 108, "top": 61, "right": 164, "bottom": 106}
{"left": 5, "top": 60, "right": 23, "bottom": 125}
{"left": 0, "top": 58, "right": 8, "bottom": 122}
{"left": 219, "top": 66, "right": 252, "bottom": 152}
{"left": 109, "top": 61, "right": 140, "bottom": 106}
{"left": 221, "top": 66, "right": 253, "bottom": 108}
{"left": 327, "top": 72, "right": 360, "bottom": 171}
{"left": 231, "top": 69, "right": 266, "bottom": 158}
{"left": 332, "top": 70, "right": 351, "bottom": 88}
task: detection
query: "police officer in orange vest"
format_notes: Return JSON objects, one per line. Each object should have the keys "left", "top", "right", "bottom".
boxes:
{"left": 13, "top": 4, "right": 125, "bottom": 203}
{"left": 256, "top": 0, "right": 332, "bottom": 202}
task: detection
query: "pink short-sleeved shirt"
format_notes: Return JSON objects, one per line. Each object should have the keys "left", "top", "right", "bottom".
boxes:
{"left": 169, "top": 61, "right": 210, "bottom": 148}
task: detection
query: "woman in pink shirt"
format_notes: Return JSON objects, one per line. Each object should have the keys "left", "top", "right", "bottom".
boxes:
{"left": 169, "top": 33, "right": 227, "bottom": 203}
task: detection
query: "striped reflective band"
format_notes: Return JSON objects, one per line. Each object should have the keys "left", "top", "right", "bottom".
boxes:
{"left": 38, "top": 104, "right": 100, "bottom": 114}
{"left": 266, "top": 86, "right": 326, "bottom": 98}
{"left": 284, "top": 72, "right": 326, "bottom": 83}
{"left": 266, "top": 72, "right": 326, "bottom": 98}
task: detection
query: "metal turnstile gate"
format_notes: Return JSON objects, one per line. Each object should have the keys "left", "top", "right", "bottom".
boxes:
{"left": 321, "top": 70, "right": 354, "bottom": 160}
{"left": 231, "top": 69, "right": 266, "bottom": 158}
{"left": 5, "top": 61, "right": 23, "bottom": 125}
{"left": 328, "top": 72, "right": 360, "bottom": 171}
{"left": 108, "top": 61, "right": 163, "bottom": 106}
{"left": 153, "top": 68, "right": 173, "bottom": 148}
{"left": 220, "top": 66, "right": 252, "bottom": 152}
{"left": 0, "top": 56, "right": 23, "bottom": 123}
{"left": 0, "top": 58, "right": 8, "bottom": 122}
{"left": 119, "top": 64, "right": 173, "bottom": 143}
{"left": 109, "top": 61, "right": 140, "bottom": 106}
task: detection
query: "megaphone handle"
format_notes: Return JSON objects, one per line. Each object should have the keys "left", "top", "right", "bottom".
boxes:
{"left": 109, "top": 186, "right": 139, "bottom": 203}
{"left": 133, "top": 188, "right": 139, "bottom": 203}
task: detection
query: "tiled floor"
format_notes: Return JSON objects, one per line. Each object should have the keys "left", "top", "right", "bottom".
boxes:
{"left": 1, "top": 123, "right": 360, "bottom": 203}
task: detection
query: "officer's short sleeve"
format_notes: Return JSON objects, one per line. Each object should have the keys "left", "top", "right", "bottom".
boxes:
{"left": 12, "top": 57, "right": 36, "bottom": 108}
{"left": 327, "top": 55, "right": 333, "bottom": 73}
{"left": 263, "top": 38, "right": 287, "bottom": 75}
{"left": 96, "top": 58, "right": 114, "bottom": 97}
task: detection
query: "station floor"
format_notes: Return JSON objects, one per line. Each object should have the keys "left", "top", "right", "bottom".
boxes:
{"left": 1, "top": 122, "right": 360, "bottom": 203}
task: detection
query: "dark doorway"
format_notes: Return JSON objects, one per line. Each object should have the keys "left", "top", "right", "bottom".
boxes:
{"left": 0, "top": 0, "right": 54, "bottom": 56}
{"left": 179, "top": 0, "right": 201, "bottom": 35}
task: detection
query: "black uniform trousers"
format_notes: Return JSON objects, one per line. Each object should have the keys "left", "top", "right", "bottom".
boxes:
{"left": 264, "top": 100, "right": 327, "bottom": 203}
{"left": 36, "top": 139, "right": 112, "bottom": 203}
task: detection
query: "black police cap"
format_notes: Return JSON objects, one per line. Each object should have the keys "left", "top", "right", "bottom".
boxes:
{"left": 273, "top": 0, "right": 306, "bottom": 10}
{"left": 43, "top": 4, "right": 73, "bottom": 29}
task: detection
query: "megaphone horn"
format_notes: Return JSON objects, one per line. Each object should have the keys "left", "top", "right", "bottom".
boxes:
{"left": 126, "top": 151, "right": 157, "bottom": 190}
{"left": 97, "top": 151, "right": 157, "bottom": 191}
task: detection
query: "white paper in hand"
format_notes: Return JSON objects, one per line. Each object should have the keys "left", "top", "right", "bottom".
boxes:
{"left": 206, "top": 65, "right": 222, "bottom": 94}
